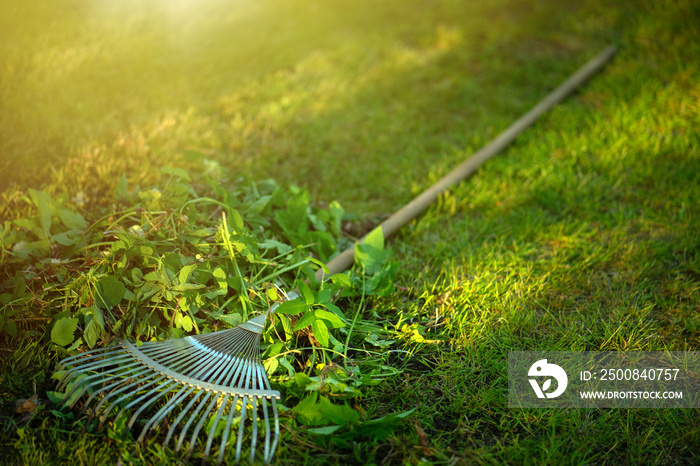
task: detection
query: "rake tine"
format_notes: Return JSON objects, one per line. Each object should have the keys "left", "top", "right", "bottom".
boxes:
{"left": 241, "top": 350, "right": 260, "bottom": 464}
{"left": 137, "top": 384, "right": 197, "bottom": 443}
{"left": 58, "top": 352, "right": 133, "bottom": 390}
{"left": 176, "top": 391, "right": 214, "bottom": 453}
{"left": 113, "top": 377, "right": 172, "bottom": 426}
{"left": 184, "top": 394, "right": 220, "bottom": 461}
{"left": 262, "top": 372, "right": 281, "bottom": 462}
{"left": 165, "top": 389, "right": 205, "bottom": 446}
{"left": 98, "top": 374, "right": 168, "bottom": 427}
{"left": 216, "top": 394, "right": 240, "bottom": 465}
{"left": 173, "top": 349, "right": 241, "bottom": 453}
{"left": 234, "top": 395, "right": 249, "bottom": 463}
{"left": 254, "top": 356, "right": 273, "bottom": 462}
{"left": 249, "top": 396, "right": 259, "bottom": 464}
{"left": 56, "top": 345, "right": 118, "bottom": 371}
{"left": 80, "top": 365, "right": 153, "bottom": 413}
{"left": 190, "top": 347, "right": 251, "bottom": 461}
{"left": 204, "top": 393, "right": 230, "bottom": 461}
{"left": 127, "top": 380, "right": 180, "bottom": 429}
{"left": 64, "top": 360, "right": 143, "bottom": 408}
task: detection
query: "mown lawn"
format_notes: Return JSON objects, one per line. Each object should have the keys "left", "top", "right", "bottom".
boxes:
{"left": 1, "top": 0, "right": 699, "bottom": 464}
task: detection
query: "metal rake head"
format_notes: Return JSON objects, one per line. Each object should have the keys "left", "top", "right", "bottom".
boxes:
{"left": 55, "top": 298, "right": 292, "bottom": 464}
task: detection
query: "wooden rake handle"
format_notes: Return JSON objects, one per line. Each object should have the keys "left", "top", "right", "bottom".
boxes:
{"left": 315, "top": 45, "right": 617, "bottom": 281}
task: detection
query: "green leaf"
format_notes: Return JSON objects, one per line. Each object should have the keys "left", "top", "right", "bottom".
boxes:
{"left": 264, "top": 358, "right": 279, "bottom": 375}
{"left": 226, "top": 209, "right": 245, "bottom": 232}
{"left": 356, "top": 408, "right": 416, "bottom": 440}
{"left": 178, "top": 264, "right": 198, "bottom": 284}
{"left": 307, "top": 425, "right": 342, "bottom": 435}
{"left": 258, "top": 239, "right": 292, "bottom": 254}
{"left": 29, "top": 189, "right": 53, "bottom": 241}
{"left": 297, "top": 280, "right": 314, "bottom": 305}
{"left": 323, "top": 302, "right": 346, "bottom": 320}
{"left": 278, "top": 314, "right": 294, "bottom": 339}
{"left": 171, "top": 283, "right": 205, "bottom": 292}
{"left": 3, "top": 319, "right": 17, "bottom": 338}
{"left": 51, "top": 317, "right": 78, "bottom": 346}
{"left": 84, "top": 318, "right": 101, "bottom": 348}
{"left": 362, "top": 226, "right": 384, "bottom": 250}
{"left": 292, "top": 392, "right": 326, "bottom": 426}
{"left": 95, "top": 275, "right": 126, "bottom": 309}
{"left": 329, "top": 201, "right": 344, "bottom": 234}
{"left": 314, "top": 309, "right": 345, "bottom": 328}
{"left": 181, "top": 315, "right": 194, "bottom": 332}
{"left": 210, "top": 313, "right": 242, "bottom": 327}
{"left": 159, "top": 165, "right": 191, "bottom": 181}
{"left": 114, "top": 173, "right": 129, "bottom": 200}
{"left": 318, "top": 396, "right": 360, "bottom": 424}
{"left": 330, "top": 273, "right": 352, "bottom": 288}
{"left": 274, "top": 299, "right": 309, "bottom": 316}
{"left": 316, "top": 289, "right": 331, "bottom": 304}
{"left": 58, "top": 210, "right": 87, "bottom": 230}
{"left": 266, "top": 287, "right": 279, "bottom": 302}
{"left": 51, "top": 232, "right": 76, "bottom": 246}
{"left": 311, "top": 318, "right": 329, "bottom": 347}
{"left": 279, "top": 357, "right": 296, "bottom": 377}
{"left": 294, "top": 311, "right": 316, "bottom": 331}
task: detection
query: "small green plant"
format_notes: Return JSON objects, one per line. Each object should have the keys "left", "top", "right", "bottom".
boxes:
{"left": 1, "top": 162, "right": 407, "bottom": 447}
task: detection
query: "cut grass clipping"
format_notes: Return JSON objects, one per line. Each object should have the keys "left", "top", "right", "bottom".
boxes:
{"left": 1, "top": 169, "right": 412, "bottom": 463}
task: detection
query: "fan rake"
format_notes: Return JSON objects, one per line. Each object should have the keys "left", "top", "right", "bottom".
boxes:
{"left": 53, "top": 46, "right": 617, "bottom": 464}
{"left": 55, "top": 293, "right": 298, "bottom": 464}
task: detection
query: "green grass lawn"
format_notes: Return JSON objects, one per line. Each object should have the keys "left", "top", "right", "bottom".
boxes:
{"left": 1, "top": 0, "right": 699, "bottom": 464}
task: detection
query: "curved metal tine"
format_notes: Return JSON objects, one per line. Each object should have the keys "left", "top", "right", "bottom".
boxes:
{"left": 196, "top": 329, "right": 245, "bottom": 362}
{"left": 137, "top": 384, "right": 197, "bottom": 443}
{"left": 175, "top": 342, "right": 230, "bottom": 381}
{"left": 113, "top": 376, "right": 174, "bottom": 426}
{"left": 261, "top": 367, "right": 281, "bottom": 462}
{"left": 203, "top": 393, "right": 230, "bottom": 461}
{"left": 185, "top": 346, "right": 251, "bottom": 461}
{"left": 56, "top": 345, "right": 120, "bottom": 370}
{"left": 183, "top": 339, "right": 249, "bottom": 460}
{"left": 57, "top": 351, "right": 130, "bottom": 390}
{"left": 249, "top": 396, "right": 259, "bottom": 464}
{"left": 176, "top": 391, "right": 214, "bottom": 453}
{"left": 216, "top": 394, "right": 240, "bottom": 465}
{"left": 64, "top": 359, "right": 143, "bottom": 407}
{"left": 166, "top": 389, "right": 205, "bottom": 447}
{"left": 268, "top": 398, "right": 280, "bottom": 462}
{"left": 126, "top": 380, "right": 180, "bottom": 430}
{"left": 184, "top": 394, "right": 220, "bottom": 460}
{"left": 242, "top": 352, "right": 260, "bottom": 464}
{"left": 173, "top": 346, "right": 241, "bottom": 452}
{"left": 234, "top": 396, "right": 249, "bottom": 463}
{"left": 134, "top": 342, "right": 191, "bottom": 362}
{"left": 138, "top": 338, "right": 193, "bottom": 356}
{"left": 224, "top": 344, "right": 257, "bottom": 390}
{"left": 209, "top": 342, "right": 255, "bottom": 463}
{"left": 98, "top": 373, "right": 167, "bottom": 427}
{"left": 254, "top": 359, "right": 273, "bottom": 461}
{"left": 144, "top": 344, "right": 207, "bottom": 378}
{"left": 259, "top": 397, "right": 271, "bottom": 462}
{"left": 79, "top": 364, "right": 152, "bottom": 413}
{"left": 173, "top": 354, "right": 221, "bottom": 382}
{"left": 233, "top": 347, "right": 256, "bottom": 463}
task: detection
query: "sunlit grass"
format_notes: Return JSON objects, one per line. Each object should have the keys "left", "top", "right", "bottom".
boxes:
{"left": 1, "top": 0, "right": 622, "bottom": 214}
